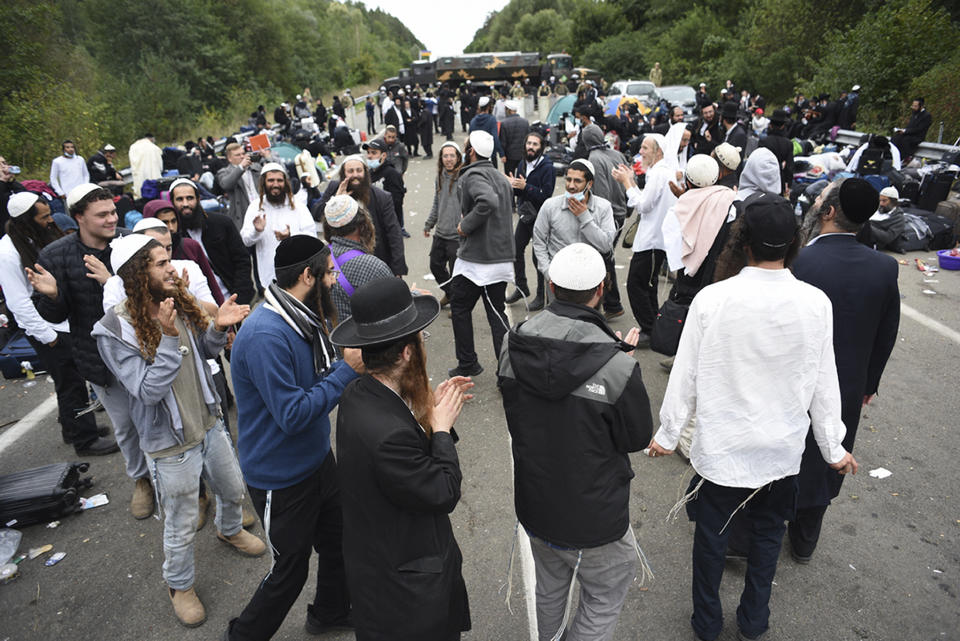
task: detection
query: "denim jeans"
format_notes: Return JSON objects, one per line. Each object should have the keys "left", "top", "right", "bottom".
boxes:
{"left": 147, "top": 421, "right": 246, "bottom": 590}
{"left": 91, "top": 380, "right": 148, "bottom": 480}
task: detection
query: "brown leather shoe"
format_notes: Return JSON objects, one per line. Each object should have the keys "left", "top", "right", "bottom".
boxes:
{"left": 241, "top": 505, "right": 258, "bottom": 529}
{"left": 196, "top": 493, "right": 210, "bottom": 531}
{"left": 217, "top": 529, "right": 266, "bottom": 557}
{"left": 131, "top": 477, "right": 155, "bottom": 520}
{"left": 169, "top": 586, "right": 206, "bottom": 628}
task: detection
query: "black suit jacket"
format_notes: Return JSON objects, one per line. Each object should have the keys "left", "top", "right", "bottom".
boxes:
{"left": 792, "top": 234, "right": 900, "bottom": 507}
{"left": 197, "top": 212, "right": 255, "bottom": 304}
{"left": 336, "top": 375, "right": 470, "bottom": 640}
{"left": 315, "top": 181, "right": 408, "bottom": 276}
{"left": 723, "top": 122, "right": 748, "bottom": 149}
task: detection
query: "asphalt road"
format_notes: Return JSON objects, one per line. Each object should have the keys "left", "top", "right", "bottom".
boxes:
{"left": 1, "top": 134, "right": 959, "bottom": 641}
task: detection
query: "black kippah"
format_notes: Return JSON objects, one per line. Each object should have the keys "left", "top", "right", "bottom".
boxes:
{"left": 274, "top": 235, "right": 325, "bottom": 271}
{"left": 839, "top": 178, "right": 880, "bottom": 225}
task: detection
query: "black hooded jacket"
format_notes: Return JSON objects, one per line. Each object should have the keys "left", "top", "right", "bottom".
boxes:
{"left": 498, "top": 300, "right": 653, "bottom": 548}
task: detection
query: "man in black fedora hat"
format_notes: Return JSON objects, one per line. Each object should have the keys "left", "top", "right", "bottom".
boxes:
{"left": 331, "top": 278, "right": 474, "bottom": 641}
{"left": 720, "top": 101, "right": 747, "bottom": 150}
{"left": 226, "top": 235, "right": 363, "bottom": 640}
{"left": 758, "top": 109, "right": 795, "bottom": 195}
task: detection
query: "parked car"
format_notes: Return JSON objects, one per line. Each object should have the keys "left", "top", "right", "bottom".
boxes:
{"left": 657, "top": 85, "right": 699, "bottom": 122}
{"left": 606, "top": 80, "right": 659, "bottom": 107}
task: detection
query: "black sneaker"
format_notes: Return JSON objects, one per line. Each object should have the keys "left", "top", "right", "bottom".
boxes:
{"left": 75, "top": 436, "right": 120, "bottom": 456}
{"left": 448, "top": 362, "right": 483, "bottom": 378}
{"left": 604, "top": 309, "right": 624, "bottom": 320}
{"left": 737, "top": 628, "right": 767, "bottom": 641}
{"left": 305, "top": 614, "right": 354, "bottom": 635}
{"left": 527, "top": 298, "right": 545, "bottom": 311}
{"left": 790, "top": 547, "right": 812, "bottom": 565}
{"left": 505, "top": 289, "right": 527, "bottom": 304}
{"left": 634, "top": 332, "right": 652, "bottom": 348}
{"left": 401, "top": 228, "right": 411, "bottom": 238}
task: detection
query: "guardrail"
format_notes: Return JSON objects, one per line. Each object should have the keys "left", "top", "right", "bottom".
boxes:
{"left": 834, "top": 128, "right": 956, "bottom": 162}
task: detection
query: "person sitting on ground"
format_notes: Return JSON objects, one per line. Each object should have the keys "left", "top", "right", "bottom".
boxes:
{"left": 867, "top": 186, "right": 907, "bottom": 251}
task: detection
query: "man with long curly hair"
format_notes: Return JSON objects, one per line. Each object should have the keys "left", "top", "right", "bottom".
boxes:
{"left": 92, "top": 234, "right": 265, "bottom": 629}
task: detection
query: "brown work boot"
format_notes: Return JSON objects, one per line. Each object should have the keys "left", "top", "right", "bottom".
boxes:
{"left": 131, "top": 477, "right": 155, "bottom": 520}
{"left": 196, "top": 493, "right": 210, "bottom": 531}
{"left": 242, "top": 505, "right": 258, "bottom": 529}
{"left": 168, "top": 586, "right": 206, "bottom": 628}
{"left": 217, "top": 529, "right": 266, "bottom": 557}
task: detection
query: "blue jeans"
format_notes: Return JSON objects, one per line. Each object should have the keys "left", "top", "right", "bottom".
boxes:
{"left": 147, "top": 422, "right": 246, "bottom": 590}
{"left": 690, "top": 476, "right": 797, "bottom": 641}
{"left": 91, "top": 380, "right": 149, "bottom": 480}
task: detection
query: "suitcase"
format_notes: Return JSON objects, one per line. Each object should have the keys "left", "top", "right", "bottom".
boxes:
{"left": 863, "top": 174, "right": 891, "bottom": 193}
{"left": 0, "top": 462, "right": 93, "bottom": 528}
{"left": 915, "top": 210, "right": 957, "bottom": 250}
{"left": 0, "top": 331, "right": 42, "bottom": 380}
{"left": 934, "top": 200, "right": 960, "bottom": 239}
{"left": 918, "top": 171, "right": 957, "bottom": 211}
{"left": 899, "top": 179, "right": 921, "bottom": 204}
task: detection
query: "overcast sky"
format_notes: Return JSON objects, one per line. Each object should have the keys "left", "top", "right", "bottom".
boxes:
{"left": 361, "top": 0, "right": 511, "bottom": 57}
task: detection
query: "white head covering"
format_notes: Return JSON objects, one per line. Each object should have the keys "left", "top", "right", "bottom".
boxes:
{"left": 65, "top": 183, "right": 102, "bottom": 211}
{"left": 260, "top": 162, "right": 286, "bottom": 176}
{"left": 644, "top": 133, "right": 668, "bottom": 168}
{"left": 439, "top": 141, "right": 462, "bottom": 155}
{"left": 661, "top": 122, "right": 687, "bottom": 172}
{"left": 109, "top": 234, "right": 154, "bottom": 273}
{"left": 478, "top": 96, "right": 491, "bottom": 108}
{"left": 132, "top": 217, "right": 169, "bottom": 233}
{"left": 879, "top": 186, "right": 899, "bottom": 200}
{"left": 685, "top": 154, "right": 719, "bottom": 188}
{"left": 504, "top": 99, "right": 520, "bottom": 112}
{"left": 7, "top": 192, "right": 39, "bottom": 218}
{"left": 549, "top": 243, "right": 606, "bottom": 290}
{"left": 468, "top": 131, "right": 495, "bottom": 158}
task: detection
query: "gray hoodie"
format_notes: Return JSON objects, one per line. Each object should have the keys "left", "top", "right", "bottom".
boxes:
{"left": 582, "top": 125, "right": 628, "bottom": 220}
{"left": 736, "top": 148, "right": 781, "bottom": 201}
{"left": 456, "top": 159, "right": 516, "bottom": 264}
{"left": 425, "top": 170, "right": 461, "bottom": 240}
{"left": 92, "top": 304, "right": 227, "bottom": 454}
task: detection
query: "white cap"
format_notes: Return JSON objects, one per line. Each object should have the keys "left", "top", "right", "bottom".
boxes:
{"left": 296, "top": 94, "right": 302, "bottom": 100}
{"left": 569, "top": 158, "right": 595, "bottom": 177}
{"left": 109, "top": 234, "right": 154, "bottom": 273}
{"left": 324, "top": 194, "right": 359, "bottom": 228}
{"left": 504, "top": 99, "right": 520, "bottom": 111}
{"left": 685, "top": 154, "right": 720, "bottom": 187}
{"left": 478, "top": 96, "right": 490, "bottom": 108}
{"left": 439, "top": 140, "right": 462, "bottom": 155}
{"left": 103, "top": 144, "right": 116, "bottom": 152}
{"left": 7, "top": 191, "right": 39, "bottom": 218}
{"left": 168, "top": 177, "right": 197, "bottom": 196}
{"left": 699, "top": 82, "right": 706, "bottom": 87}
{"left": 714, "top": 143, "right": 741, "bottom": 171}
{"left": 468, "top": 130, "right": 495, "bottom": 158}
{"left": 133, "top": 217, "right": 169, "bottom": 233}
{"left": 549, "top": 243, "right": 606, "bottom": 291}
{"left": 879, "top": 186, "right": 899, "bottom": 200}
{"left": 260, "top": 162, "right": 286, "bottom": 176}
{"left": 852, "top": 84, "right": 861, "bottom": 92}
{"left": 65, "top": 183, "right": 102, "bottom": 211}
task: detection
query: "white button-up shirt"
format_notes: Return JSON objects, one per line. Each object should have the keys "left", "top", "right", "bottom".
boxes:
{"left": 627, "top": 161, "right": 677, "bottom": 252}
{"left": 656, "top": 266, "right": 847, "bottom": 488}
{"left": 240, "top": 198, "right": 318, "bottom": 287}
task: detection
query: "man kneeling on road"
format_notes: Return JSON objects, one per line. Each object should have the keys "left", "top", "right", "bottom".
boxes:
{"left": 93, "top": 235, "right": 265, "bottom": 628}
{"left": 499, "top": 243, "right": 654, "bottom": 641}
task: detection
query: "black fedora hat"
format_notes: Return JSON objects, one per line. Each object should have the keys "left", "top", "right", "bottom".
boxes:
{"left": 330, "top": 278, "right": 440, "bottom": 348}
{"left": 720, "top": 101, "right": 739, "bottom": 120}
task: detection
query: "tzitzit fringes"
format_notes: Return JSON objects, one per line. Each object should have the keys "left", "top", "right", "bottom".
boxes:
{"left": 499, "top": 521, "right": 520, "bottom": 615}
{"left": 666, "top": 476, "right": 705, "bottom": 523}
{"left": 629, "top": 524, "right": 655, "bottom": 587}
{"left": 550, "top": 550, "right": 583, "bottom": 641}
{"left": 718, "top": 484, "right": 766, "bottom": 535}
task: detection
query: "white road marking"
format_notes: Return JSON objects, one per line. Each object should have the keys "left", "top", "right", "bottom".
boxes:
{"left": 901, "top": 303, "right": 960, "bottom": 345}
{"left": 0, "top": 394, "right": 58, "bottom": 456}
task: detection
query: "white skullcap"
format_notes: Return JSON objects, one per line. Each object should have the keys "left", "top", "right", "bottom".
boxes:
{"left": 65, "top": 183, "right": 102, "bottom": 211}
{"left": 7, "top": 191, "right": 39, "bottom": 218}
{"left": 133, "top": 217, "right": 169, "bottom": 233}
{"left": 504, "top": 99, "right": 520, "bottom": 111}
{"left": 109, "top": 234, "right": 154, "bottom": 273}
{"left": 714, "top": 143, "right": 741, "bottom": 171}
{"left": 439, "top": 141, "right": 462, "bottom": 155}
{"left": 879, "top": 186, "right": 899, "bottom": 200}
{"left": 168, "top": 177, "right": 197, "bottom": 195}
{"left": 468, "top": 130, "right": 495, "bottom": 158}
{"left": 549, "top": 243, "right": 606, "bottom": 291}
{"left": 324, "top": 195, "right": 359, "bottom": 228}
{"left": 103, "top": 144, "right": 116, "bottom": 152}
{"left": 260, "top": 162, "right": 286, "bottom": 176}
{"left": 569, "top": 158, "right": 595, "bottom": 177}
{"left": 685, "top": 154, "right": 720, "bottom": 188}
{"left": 341, "top": 154, "right": 366, "bottom": 169}
{"left": 478, "top": 96, "right": 490, "bottom": 108}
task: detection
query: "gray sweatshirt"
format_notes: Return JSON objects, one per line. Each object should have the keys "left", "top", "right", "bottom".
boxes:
{"left": 425, "top": 171, "right": 462, "bottom": 240}
{"left": 92, "top": 303, "right": 227, "bottom": 455}
{"left": 533, "top": 192, "right": 616, "bottom": 276}
{"left": 582, "top": 125, "right": 628, "bottom": 220}
{"left": 456, "top": 159, "right": 516, "bottom": 264}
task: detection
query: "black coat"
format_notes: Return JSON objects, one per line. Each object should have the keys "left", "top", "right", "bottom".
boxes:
{"left": 792, "top": 235, "right": 900, "bottom": 508}
{"left": 417, "top": 108, "right": 434, "bottom": 146}
{"left": 192, "top": 212, "right": 255, "bottom": 304}
{"left": 723, "top": 122, "right": 748, "bottom": 150}
{"left": 758, "top": 131, "right": 794, "bottom": 193}
{"left": 315, "top": 181, "right": 407, "bottom": 276}
{"left": 370, "top": 163, "right": 406, "bottom": 227}
{"left": 34, "top": 233, "right": 121, "bottom": 386}
{"left": 691, "top": 117, "right": 722, "bottom": 156}
{"left": 336, "top": 375, "right": 470, "bottom": 641}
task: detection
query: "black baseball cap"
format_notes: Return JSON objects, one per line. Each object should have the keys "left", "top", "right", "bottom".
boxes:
{"left": 362, "top": 139, "right": 388, "bottom": 152}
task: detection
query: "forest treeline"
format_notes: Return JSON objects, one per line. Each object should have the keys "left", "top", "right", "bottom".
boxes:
{"left": 468, "top": 0, "right": 960, "bottom": 143}
{"left": 0, "top": 0, "right": 423, "bottom": 174}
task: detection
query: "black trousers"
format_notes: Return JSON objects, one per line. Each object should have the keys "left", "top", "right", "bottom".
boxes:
{"left": 450, "top": 276, "right": 508, "bottom": 368}
{"left": 228, "top": 453, "right": 350, "bottom": 640}
{"left": 787, "top": 504, "right": 829, "bottom": 558}
{"left": 27, "top": 332, "right": 99, "bottom": 448}
{"left": 602, "top": 217, "right": 626, "bottom": 313}
{"left": 512, "top": 218, "right": 543, "bottom": 299}
{"left": 503, "top": 158, "right": 520, "bottom": 177}
{"left": 626, "top": 249, "right": 666, "bottom": 332}
{"left": 429, "top": 236, "right": 459, "bottom": 295}
{"left": 366, "top": 113, "right": 375, "bottom": 136}
{"left": 691, "top": 476, "right": 797, "bottom": 641}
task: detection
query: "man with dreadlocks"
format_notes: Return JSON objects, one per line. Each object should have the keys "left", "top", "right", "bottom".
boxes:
{"left": 92, "top": 234, "right": 265, "bottom": 629}
{"left": 1, "top": 191, "right": 114, "bottom": 453}
{"left": 240, "top": 163, "right": 317, "bottom": 289}
{"left": 225, "top": 235, "right": 363, "bottom": 640}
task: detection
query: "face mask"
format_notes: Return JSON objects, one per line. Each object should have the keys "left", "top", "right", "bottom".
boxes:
{"left": 568, "top": 190, "right": 586, "bottom": 202}
{"left": 366, "top": 158, "right": 381, "bottom": 170}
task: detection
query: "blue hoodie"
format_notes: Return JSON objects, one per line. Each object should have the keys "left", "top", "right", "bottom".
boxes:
{"left": 231, "top": 304, "right": 359, "bottom": 490}
{"left": 469, "top": 112, "right": 504, "bottom": 158}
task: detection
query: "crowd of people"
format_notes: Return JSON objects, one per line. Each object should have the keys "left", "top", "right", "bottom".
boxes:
{"left": 0, "top": 67, "right": 920, "bottom": 641}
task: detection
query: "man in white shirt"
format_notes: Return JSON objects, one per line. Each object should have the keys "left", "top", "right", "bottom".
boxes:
{"left": 648, "top": 194, "right": 857, "bottom": 641}
{"left": 613, "top": 133, "right": 677, "bottom": 344}
{"left": 128, "top": 133, "right": 164, "bottom": 199}
{"left": 240, "top": 163, "right": 317, "bottom": 288}
{"left": 49, "top": 140, "right": 90, "bottom": 199}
